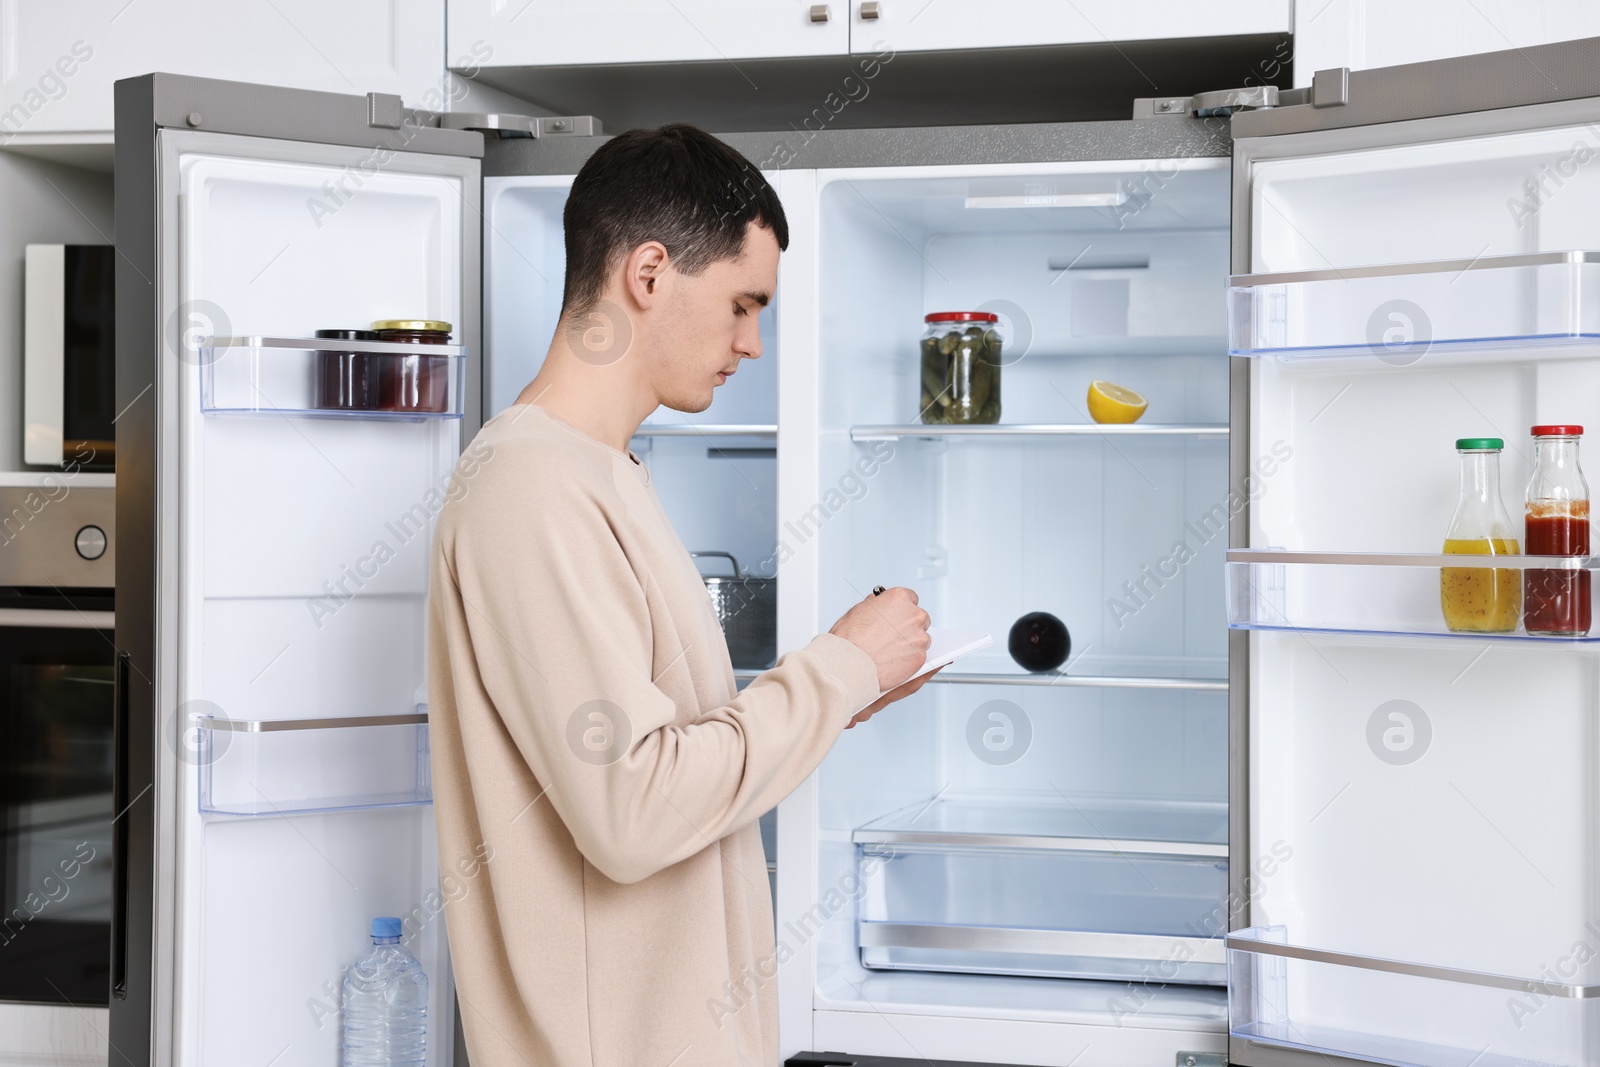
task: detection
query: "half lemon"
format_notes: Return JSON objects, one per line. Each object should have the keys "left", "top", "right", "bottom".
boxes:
{"left": 1086, "top": 380, "right": 1148, "bottom": 424}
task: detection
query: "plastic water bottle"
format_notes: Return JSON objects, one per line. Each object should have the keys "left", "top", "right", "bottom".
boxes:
{"left": 342, "top": 917, "right": 428, "bottom": 1066}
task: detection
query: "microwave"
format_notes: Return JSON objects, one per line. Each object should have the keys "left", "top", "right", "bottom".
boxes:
{"left": 23, "top": 244, "right": 115, "bottom": 470}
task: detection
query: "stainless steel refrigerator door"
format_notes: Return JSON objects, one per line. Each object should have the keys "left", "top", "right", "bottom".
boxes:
{"left": 1226, "top": 34, "right": 1600, "bottom": 1067}
{"left": 113, "top": 74, "right": 481, "bottom": 1067}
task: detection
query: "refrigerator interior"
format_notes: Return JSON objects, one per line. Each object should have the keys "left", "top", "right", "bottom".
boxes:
{"left": 169, "top": 136, "right": 464, "bottom": 1065}
{"left": 1233, "top": 117, "right": 1600, "bottom": 1063}
{"left": 804, "top": 159, "right": 1234, "bottom": 1041}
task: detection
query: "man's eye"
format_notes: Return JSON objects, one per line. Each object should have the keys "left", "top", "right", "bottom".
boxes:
{"left": 734, "top": 304, "right": 748, "bottom": 316}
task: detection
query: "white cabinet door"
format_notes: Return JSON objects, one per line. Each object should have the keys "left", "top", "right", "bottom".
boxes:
{"left": 848, "top": 0, "right": 1289, "bottom": 54}
{"left": 0, "top": 0, "right": 447, "bottom": 137}
{"left": 1294, "top": 0, "right": 1600, "bottom": 89}
{"left": 449, "top": 0, "right": 848, "bottom": 66}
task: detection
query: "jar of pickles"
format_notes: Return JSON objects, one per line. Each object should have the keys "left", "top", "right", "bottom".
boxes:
{"left": 920, "top": 312, "right": 1002, "bottom": 425}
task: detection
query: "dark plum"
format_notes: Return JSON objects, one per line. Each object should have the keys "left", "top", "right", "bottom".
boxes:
{"left": 1008, "top": 611, "right": 1070, "bottom": 672}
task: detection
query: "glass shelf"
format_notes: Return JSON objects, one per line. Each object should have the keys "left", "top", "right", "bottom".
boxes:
{"left": 1229, "top": 926, "right": 1600, "bottom": 1067}
{"left": 193, "top": 709, "right": 431, "bottom": 817}
{"left": 854, "top": 793, "right": 1227, "bottom": 985}
{"left": 200, "top": 336, "right": 465, "bottom": 418}
{"left": 926, "top": 670, "right": 1227, "bottom": 692}
{"left": 1228, "top": 549, "right": 1600, "bottom": 641}
{"left": 849, "top": 423, "right": 1228, "bottom": 442}
{"left": 632, "top": 424, "right": 776, "bottom": 437}
{"left": 1229, "top": 250, "right": 1600, "bottom": 361}
{"left": 734, "top": 659, "right": 1225, "bottom": 691}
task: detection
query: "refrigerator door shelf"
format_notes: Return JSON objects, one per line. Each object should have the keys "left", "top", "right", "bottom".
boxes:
{"left": 853, "top": 793, "right": 1228, "bottom": 986}
{"left": 1228, "top": 251, "right": 1600, "bottom": 362}
{"left": 849, "top": 423, "right": 1229, "bottom": 441}
{"left": 1228, "top": 926, "right": 1600, "bottom": 1067}
{"left": 192, "top": 709, "right": 432, "bottom": 817}
{"left": 198, "top": 335, "right": 466, "bottom": 418}
{"left": 1228, "top": 550, "right": 1600, "bottom": 642}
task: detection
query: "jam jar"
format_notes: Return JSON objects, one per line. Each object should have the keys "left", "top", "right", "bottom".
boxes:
{"left": 313, "top": 328, "right": 380, "bottom": 411}
{"left": 920, "top": 312, "right": 1002, "bottom": 425}
{"left": 372, "top": 320, "right": 452, "bottom": 413}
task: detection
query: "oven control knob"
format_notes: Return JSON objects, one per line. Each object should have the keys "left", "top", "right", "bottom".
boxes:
{"left": 75, "top": 525, "right": 107, "bottom": 561}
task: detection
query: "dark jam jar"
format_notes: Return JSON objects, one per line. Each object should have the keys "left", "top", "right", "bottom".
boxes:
{"left": 313, "top": 329, "right": 380, "bottom": 411}
{"left": 372, "top": 319, "right": 452, "bottom": 413}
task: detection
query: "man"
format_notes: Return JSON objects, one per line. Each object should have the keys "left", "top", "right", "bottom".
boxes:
{"left": 427, "top": 123, "right": 937, "bottom": 1066}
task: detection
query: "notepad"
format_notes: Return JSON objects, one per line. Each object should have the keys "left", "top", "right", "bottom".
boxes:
{"left": 877, "top": 628, "right": 993, "bottom": 697}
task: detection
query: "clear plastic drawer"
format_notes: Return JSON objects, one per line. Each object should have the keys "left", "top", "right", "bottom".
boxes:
{"left": 199, "top": 335, "right": 465, "bottom": 418}
{"left": 1229, "top": 926, "right": 1600, "bottom": 1067}
{"left": 854, "top": 794, "right": 1228, "bottom": 984}
{"left": 1229, "top": 251, "right": 1600, "bottom": 360}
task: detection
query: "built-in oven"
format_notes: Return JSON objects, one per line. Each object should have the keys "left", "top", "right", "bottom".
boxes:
{"left": 0, "top": 479, "right": 114, "bottom": 1005}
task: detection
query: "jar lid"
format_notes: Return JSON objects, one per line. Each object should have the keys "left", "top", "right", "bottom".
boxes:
{"left": 925, "top": 311, "right": 999, "bottom": 323}
{"left": 314, "top": 328, "right": 379, "bottom": 340}
{"left": 1532, "top": 424, "right": 1583, "bottom": 436}
{"left": 1455, "top": 438, "right": 1503, "bottom": 450}
{"left": 372, "top": 319, "right": 453, "bottom": 333}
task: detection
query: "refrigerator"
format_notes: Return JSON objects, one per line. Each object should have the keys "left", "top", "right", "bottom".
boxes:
{"left": 108, "top": 32, "right": 1600, "bottom": 1067}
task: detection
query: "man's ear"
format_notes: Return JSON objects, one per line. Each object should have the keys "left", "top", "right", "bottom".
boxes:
{"left": 623, "top": 240, "right": 670, "bottom": 309}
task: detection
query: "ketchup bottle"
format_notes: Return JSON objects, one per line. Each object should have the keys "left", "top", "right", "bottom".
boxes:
{"left": 1524, "top": 425, "right": 1591, "bottom": 636}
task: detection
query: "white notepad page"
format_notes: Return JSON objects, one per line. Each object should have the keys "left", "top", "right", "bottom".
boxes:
{"left": 875, "top": 627, "right": 993, "bottom": 699}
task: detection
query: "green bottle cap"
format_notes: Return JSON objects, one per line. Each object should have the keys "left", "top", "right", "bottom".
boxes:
{"left": 1455, "top": 437, "right": 1504, "bottom": 450}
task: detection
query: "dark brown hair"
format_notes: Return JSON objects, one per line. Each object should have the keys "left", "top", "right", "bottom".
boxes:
{"left": 561, "top": 123, "right": 789, "bottom": 317}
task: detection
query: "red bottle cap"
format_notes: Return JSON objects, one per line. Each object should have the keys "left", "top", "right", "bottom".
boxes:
{"left": 925, "top": 311, "right": 999, "bottom": 323}
{"left": 1532, "top": 425, "right": 1584, "bottom": 436}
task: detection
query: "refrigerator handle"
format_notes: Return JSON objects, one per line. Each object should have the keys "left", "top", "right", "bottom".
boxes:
{"left": 111, "top": 649, "right": 130, "bottom": 1001}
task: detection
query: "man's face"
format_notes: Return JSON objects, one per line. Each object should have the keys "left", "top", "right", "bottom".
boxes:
{"left": 648, "top": 221, "right": 779, "bottom": 414}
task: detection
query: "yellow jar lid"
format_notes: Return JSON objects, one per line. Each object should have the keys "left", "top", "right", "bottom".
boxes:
{"left": 372, "top": 319, "right": 452, "bottom": 333}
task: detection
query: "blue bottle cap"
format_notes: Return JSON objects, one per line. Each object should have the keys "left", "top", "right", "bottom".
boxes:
{"left": 372, "top": 917, "right": 403, "bottom": 939}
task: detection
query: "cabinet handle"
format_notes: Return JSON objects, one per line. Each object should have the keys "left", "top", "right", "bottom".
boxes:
{"left": 860, "top": 1, "right": 882, "bottom": 17}
{"left": 111, "top": 650, "right": 130, "bottom": 1001}
{"left": 809, "top": 4, "right": 830, "bottom": 22}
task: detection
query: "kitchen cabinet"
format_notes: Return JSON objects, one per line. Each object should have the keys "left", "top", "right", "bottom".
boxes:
{"left": 0, "top": 0, "right": 446, "bottom": 137}
{"left": 850, "top": 0, "right": 1289, "bottom": 54}
{"left": 447, "top": 0, "right": 849, "bottom": 67}
{"left": 1293, "top": 0, "right": 1600, "bottom": 89}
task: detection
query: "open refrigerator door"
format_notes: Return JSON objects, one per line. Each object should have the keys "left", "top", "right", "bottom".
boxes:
{"left": 1225, "top": 37, "right": 1600, "bottom": 1067}
{"left": 113, "top": 75, "right": 482, "bottom": 1066}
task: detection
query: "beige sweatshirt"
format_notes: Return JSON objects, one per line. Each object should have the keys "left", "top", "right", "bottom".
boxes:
{"left": 427, "top": 401, "right": 882, "bottom": 1067}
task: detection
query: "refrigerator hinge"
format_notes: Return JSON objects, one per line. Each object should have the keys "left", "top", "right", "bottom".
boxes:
{"left": 366, "top": 91, "right": 405, "bottom": 129}
{"left": 1175, "top": 1053, "right": 1227, "bottom": 1067}
{"left": 437, "top": 112, "right": 604, "bottom": 139}
{"left": 1312, "top": 66, "right": 1351, "bottom": 107}
{"left": 1132, "top": 84, "right": 1283, "bottom": 119}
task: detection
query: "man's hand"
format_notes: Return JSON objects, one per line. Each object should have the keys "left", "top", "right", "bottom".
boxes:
{"left": 845, "top": 665, "right": 943, "bottom": 729}
{"left": 828, "top": 586, "right": 933, "bottom": 727}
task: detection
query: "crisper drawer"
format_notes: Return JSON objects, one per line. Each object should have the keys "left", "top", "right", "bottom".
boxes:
{"left": 853, "top": 794, "right": 1228, "bottom": 985}
{"left": 1229, "top": 926, "right": 1600, "bottom": 1067}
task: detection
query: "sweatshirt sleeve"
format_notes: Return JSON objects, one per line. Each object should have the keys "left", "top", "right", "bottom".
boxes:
{"left": 437, "top": 450, "right": 882, "bottom": 885}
